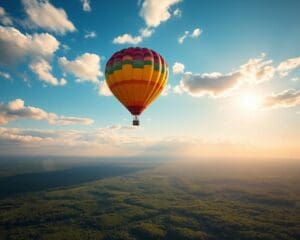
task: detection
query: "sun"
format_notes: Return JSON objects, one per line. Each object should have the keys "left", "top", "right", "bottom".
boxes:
{"left": 240, "top": 93, "right": 262, "bottom": 111}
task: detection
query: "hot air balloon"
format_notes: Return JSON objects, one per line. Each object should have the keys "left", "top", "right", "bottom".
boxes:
{"left": 105, "top": 47, "right": 169, "bottom": 126}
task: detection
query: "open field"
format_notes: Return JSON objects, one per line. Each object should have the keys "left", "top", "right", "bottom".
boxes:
{"left": 0, "top": 157, "right": 299, "bottom": 240}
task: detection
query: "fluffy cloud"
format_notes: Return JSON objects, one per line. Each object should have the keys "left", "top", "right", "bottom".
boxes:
{"left": 0, "top": 99, "right": 94, "bottom": 125}
{"left": 178, "top": 71, "right": 242, "bottom": 97}
{"left": 190, "top": 28, "right": 202, "bottom": 38}
{"left": 139, "top": 27, "right": 154, "bottom": 38}
{"left": 172, "top": 62, "right": 185, "bottom": 74}
{"left": 277, "top": 57, "right": 300, "bottom": 77}
{"left": 113, "top": 33, "right": 143, "bottom": 45}
{"left": 174, "top": 54, "right": 277, "bottom": 97}
{"left": 173, "top": 8, "right": 181, "bottom": 17}
{"left": 161, "top": 84, "right": 172, "bottom": 96}
{"left": 98, "top": 81, "right": 112, "bottom": 96}
{"left": 178, "top": 27, "right": 202, "bottom": 43}
{"left": 59, "top": 53, "right": 102, "bottom": 84}
{"left": 0, "top": 26, "right": 59, "bottom": 65}
{"left": 140, "top": 0, "right": 182, "bottom": 27}
{"left": 178, "top": 31, "right": 189, "bottom": 44}
{"left": 113, "top": 0, "right": 181, "bottom": 44}
{"left": 0, "top": 6, "right": 13, "bottom": 25}
{"left": 84, "top": 30, "right": 97, "bottom": 39}
{"left": 240, "top": 54, "right": 275, "bottom": 83}
{"left": 261, "top": 89, "right": 300, "bottom": 109}
{"left": 30, "top": 59, "right": 66, "bottom": 86}
{"left": 0, "top": 71, "right": 11, "bottom": 80}
{"left": 22, "top": 0, "right": 76, "bottom": 34}
{"left": 81, "top": 0, "right": 91, "bottom": 12}
{"left": 113, "top": 28, "right": 154, "bottom": 45}
{"left": 173, "top": 84, "right": 184, "bottom": 94}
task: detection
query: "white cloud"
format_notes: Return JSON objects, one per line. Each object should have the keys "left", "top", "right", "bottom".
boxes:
{"left": 178, "top": 27, "right": 202, "bottom": 44}
{"left": 161, "top": 84, "right": 172, "bottom": 96}
{"left": 114, "top": 0, "right": 178, "bottom": 45}
{"left": 113, "top": 33, "right": 143, "bottom": 45}
{"left": 173, "top": 8, "right": 181, "bottom": 17}
{"left": 178, "top": 71, "right": 242, "bottom": 97}
{"left": 0, "top": 99, "right": 94, "bottom": 125}
{"left": 190, "top": 28, "right": 202, "bottom": 38}
{"left": 277, "top": 57, "right": 300, "bottom": 77}
{"left": 0, "top": 127, "right": 298, "bottom": 158}
{"left": 261, "top": 89, "right": 300, "bottom": 109}
{"left": 113, "top": 27, "right": 154, "bottom": 45}
{"left": 22, "top": 0, "right": 76, "bottom": 34}
{"left": 0, "top": 128, "right": 46, "bottom": 143}
{"left": 61, "top": 44, "right": 70, "bottom": 52}
{"left": 178, "top": 30, "right": 189, "bottom": 44}
{"left": 98, "top": 80, "right": 112, "bottom": 96}
{"left": 240, "top": 54, "right": 275, "bottom": 84}
{"left": 0, "top": 26, "right": 59, "bottom": 65}
{"left": 172, "top": 62, "right": 185, "bottom": 74}
{"left": 59, "top": 53, "right": 102, "bottom": 84}
{"left": 140, "top": 0, "right": 182, "bottom": 27}
{"left": 81, "top": 0, "right": 91, "bottom": 12}
{"left": 30, "top": 59, "right": 66, "bottom": 86}
{"left": 139, "top": 27, "right": 154, "bottom": 38}
{"left": 174, "top": 54, "right": 278, "bottom": 97}
{"left": 173, "top": 83, "right": 184, "bottom": 94}
{"left": 84, "top": 30, "right": 97, "bottom": 39}
{"left": 52, "top": 116, "right": 94, "bottom": 126}
{"left": 0, "top": 71, "right": 11, "bottom": 80}
{"left": 0, "top": 6, "right": 13, "bottom": 25}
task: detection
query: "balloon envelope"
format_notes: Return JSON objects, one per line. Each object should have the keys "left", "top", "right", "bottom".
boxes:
{"left": 105, "top": 47, "right": 168, "bottom": 121}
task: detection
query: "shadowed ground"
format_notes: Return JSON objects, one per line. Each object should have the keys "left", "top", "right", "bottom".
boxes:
{"left": 0, "top": 157, "right": 299, "bottom": 240}
{"left": 0, "top": 164, "right": 143, "bottom": 198}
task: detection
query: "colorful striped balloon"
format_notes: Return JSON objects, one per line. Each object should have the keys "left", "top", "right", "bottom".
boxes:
{"left": 105, "top": 47, "right": 169, "bottom": 125}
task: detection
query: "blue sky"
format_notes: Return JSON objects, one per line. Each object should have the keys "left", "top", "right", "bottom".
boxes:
{"left": 0, "top": 0, "right": 299, "bottom": 158}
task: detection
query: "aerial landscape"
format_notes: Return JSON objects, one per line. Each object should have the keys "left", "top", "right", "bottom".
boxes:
{"left": 0, "top": 0, "right": 299, "bottom": 239}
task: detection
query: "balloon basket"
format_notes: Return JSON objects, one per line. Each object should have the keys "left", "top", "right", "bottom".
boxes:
{"left": 132, "top": 116, "right": 140, "bottom": 126}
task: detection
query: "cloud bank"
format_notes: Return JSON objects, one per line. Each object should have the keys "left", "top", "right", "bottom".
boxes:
{"left": 261, "top": 89, "right": 300, "bottom": 109}
{"left": 0, "top": 99, "right": 94, "bottom": 125}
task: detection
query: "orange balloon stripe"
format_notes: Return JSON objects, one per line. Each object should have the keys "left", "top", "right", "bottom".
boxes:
{"left": 110, "top": 80, "right": 164, "bottom": 113}
{"left": 146, "top": 67, "right": 168, "bottom": 106}
{"left": 144, "top": 61, "right": 166, "bottom": 105}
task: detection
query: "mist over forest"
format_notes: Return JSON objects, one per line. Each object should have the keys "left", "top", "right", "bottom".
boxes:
{"left": 0, "top": 156, "right": 299, "bottom": 240}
